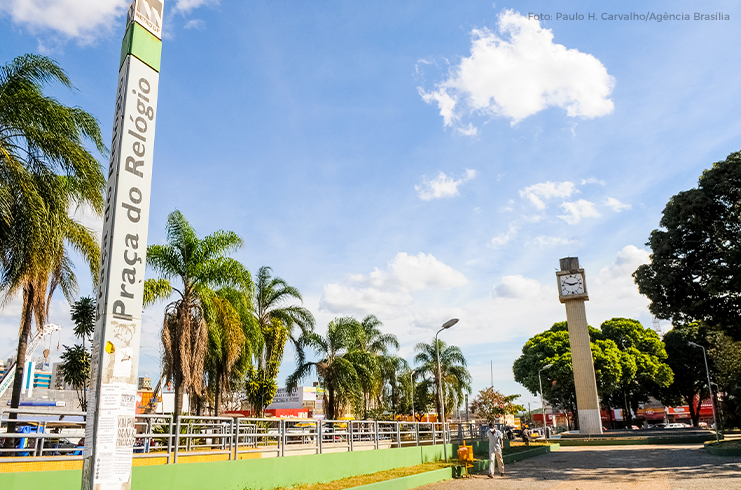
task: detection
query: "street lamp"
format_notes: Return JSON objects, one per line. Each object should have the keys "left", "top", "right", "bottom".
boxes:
{"left": 436, "top": 318, "right": 458, "bottom": 461}
{"left": 410, "top": 370, "right": 415, "bottom": 422}
{"left": 539, "top": 363, "right": 553, "bottom": 434}
{"left": 688, "top": 341, "right": 720, "bottom": 443}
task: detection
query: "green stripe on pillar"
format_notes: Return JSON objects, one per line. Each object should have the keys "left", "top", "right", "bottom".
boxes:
{"left": 120, "top": 22, "right": 162, "bottom": 72}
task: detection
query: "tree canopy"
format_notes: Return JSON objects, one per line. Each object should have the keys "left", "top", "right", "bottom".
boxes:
{"left": 469, "top": 387, "right": 524, "bottom": 424}
{"left": 0, "top": 54, "right": 104, "bottom": 438}
{"left": 513, "top": 319, "right": 672, "bottom": 427}
{"left": 634, "top": 151, "right": 741, "bottom": 340}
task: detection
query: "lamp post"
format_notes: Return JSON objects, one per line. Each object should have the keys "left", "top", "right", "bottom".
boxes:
{"left": 410, "top": 370, "right": 415, "bottom": 422}
{"left": 688, "top": 341, "right": 720, "bottom": 443}
{"left": 436, "top": 318, "right": 458, "bottom": 461}
{"left": 539, "top": 363, "right": 553, "bottom": 435}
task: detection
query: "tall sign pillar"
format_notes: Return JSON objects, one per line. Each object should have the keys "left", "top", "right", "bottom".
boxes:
{"left": 83, "top": 2, "right": 163, "bottom": 489}
{"left": 555, "top": 257, "right": 603, "bottom": 435}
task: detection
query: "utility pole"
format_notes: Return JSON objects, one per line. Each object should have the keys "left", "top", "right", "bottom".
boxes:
{"left": 83, "top": 2, "right": 164, "bottom": 489}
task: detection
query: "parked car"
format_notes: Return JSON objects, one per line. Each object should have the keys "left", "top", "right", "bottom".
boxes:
{"left": 664, "top": 423, "right": 686, "bottom": 429}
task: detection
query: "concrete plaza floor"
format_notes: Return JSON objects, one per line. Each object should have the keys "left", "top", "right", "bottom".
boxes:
{"left": 424, "top": 444, "right": 741, "bottom": 489}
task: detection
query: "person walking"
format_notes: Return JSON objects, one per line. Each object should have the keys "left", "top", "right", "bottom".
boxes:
{"left": 486, "top": 423, "right": 504, "bottom": 477}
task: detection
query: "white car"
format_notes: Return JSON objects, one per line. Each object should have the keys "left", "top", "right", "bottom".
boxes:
{"left": 664, "top": 423, "right": 686, "bottom": 429}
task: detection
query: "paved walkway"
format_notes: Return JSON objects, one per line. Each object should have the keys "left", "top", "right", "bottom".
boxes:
{"left": 424, "top": 444, "right": 741, "bottom": 490}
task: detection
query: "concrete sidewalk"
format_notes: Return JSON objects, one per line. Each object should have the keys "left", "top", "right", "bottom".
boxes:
{"left": 422, "top": 444, "right": 741, "bottom": 489}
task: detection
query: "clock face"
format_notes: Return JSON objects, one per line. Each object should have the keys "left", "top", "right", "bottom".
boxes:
{"left": 560, "top": 274, "right": 584, "bottom": 296}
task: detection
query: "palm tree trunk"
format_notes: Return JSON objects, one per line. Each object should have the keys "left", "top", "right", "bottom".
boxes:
{"left": 214, "top": 374, "right": 221, "bottom": 417}
{"left": 174, "top": 369, "right": 184, "bottom": 416}
{"left": 4, "top": 284, "right": 35, "bottom": 448}
{"left": 328, "top": 388, "right": 336, "bottom": 420}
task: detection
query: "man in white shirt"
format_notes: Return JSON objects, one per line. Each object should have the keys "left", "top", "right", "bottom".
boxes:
{"left": 486, "top": 422, "right": 504, "bottom": 477}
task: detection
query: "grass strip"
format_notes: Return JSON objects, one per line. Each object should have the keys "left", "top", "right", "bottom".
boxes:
{"left": 274, "top": 461, "right": 451, "bottom": 490}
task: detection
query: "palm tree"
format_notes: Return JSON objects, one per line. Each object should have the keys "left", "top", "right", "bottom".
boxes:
{"left": 414, "top": 339, "right": 471, "bottom": 422}
{"left": 353, "top": 315, "right": 398, "bottom": 415}
{"left": 287, "top": 317, "right": 367, "bottom": 420}
{"left": 206, "top": 294, "right": 245, "bottom": 416}
{"left": 245, "top": 266, "right": 314, "bottom": 416}
{"left": 0, "top": 54, "right": 105, "bottom": 438}
{"left": 205, "top": 286, "right": 259, "bottom": 415}
{"left": 379, "top": 355, "right": 408, "bottom": 415}
{"left": 60, "top": 296, "right": 97, "bottom": 411}
{"left": 143, "top": 210, "right": 250, "bottom": 415}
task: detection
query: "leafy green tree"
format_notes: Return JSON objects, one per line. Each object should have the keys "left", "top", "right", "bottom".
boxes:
{"left": 708, "top": 331, "right": 741, "bottom": 429}
{"left": 413, "top": 339, "right": 471, "bottom": 422}
{"left": 143, "top": 210, "right": 251, "bottom": 415}
{"left": 513, "top": 322, "right": 622, "bottom": 430}
{"left": 287, "top": 317, "right": 366, "bottom": 420}
{"left": 662, "top": 323, "right": 714, "bottom": 427}
{"left": 469, "top": 388, "right": 524, "bottom": 424}
{"left": 245, "top": 266, "right": 314, "bottom": 416}
{"left": 0, "top": 54, "right": 104, "bottom": 439}
{"left": 634, "top": 151, "right": 741, "bottom": 340}
{"left": 599, "top": 318, "right": 673, "bottom": 426}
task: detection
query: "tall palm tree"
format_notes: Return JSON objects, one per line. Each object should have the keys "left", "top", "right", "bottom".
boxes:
{"left": 379, "top": 355, "right": 408, "bottom": 415}
{"left": 143, "top": 210, "right": 251, "bottom": 415}
{"left": 414, "top": 338, "right": 471, "bottom": 422}
{"left": 353, "top": 315, "right": 398, "bottom": 415}
{"left": 0, "top": 54, "right": 105, "bottom": 438}
{"left": 245, "top": 266, "right": 314, "bottom": 416}
{"left": 205, "top": 286, "right": 259, "bottom": 415}
{"left": 287, "top": 317, "right": 367, "bottom": 420}
{"left": 206, "top": 294, "right": 245, "bottom": 416}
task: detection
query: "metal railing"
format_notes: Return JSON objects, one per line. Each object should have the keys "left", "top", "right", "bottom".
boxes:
{"left": 1, "top": 410, "right": 462, "bottom": 464}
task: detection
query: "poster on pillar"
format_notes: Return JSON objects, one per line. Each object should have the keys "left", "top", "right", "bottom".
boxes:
{"left": 83, "top": 50, "right": 159, "bottom": 489}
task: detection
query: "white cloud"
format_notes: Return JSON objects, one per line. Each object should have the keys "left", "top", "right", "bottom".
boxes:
{"left": 360, "top": 252, "right": 468, "bottom": 291}
{"left": 558, "top": 199, "right": 601, "bottom": 224}
{"left": 590, "top": 245, "right": 651, "bottom": 318}
{"left": 173, "top": 0, "right": 218, "bottom": 14}
{"left": 531, "top": 236, "right": 578, "bottom": 247}
{"left": 419, "top": 9, "right": 615, "bottom": 130}
{"left": 0, "top": 0, "right": 216, "bottom": 42}
{"left": 456, "top": 123, "right": 478, "bottom": 136}
{"left": 319, "top": 284, "right": 413, "bottom": 316}
{"left": 490, "top": 224, "right": 518, "bottom": 247}
{"left": 0, "top": 0, "right": 129, "bottom": 41}
{"left": 416, "top": 169, "right": 477, "bottom": 201}
{"left": 183, "top": 18, "right": 205, "bottom": 30}
{"left": 604, "top": 197, "right": 631, "bottom": 212}
{"left": 492, "top": 274, "right": 543, "bottom": 299}
{"left": 519, "top": 181, "right": 576, "bottom": 209}
{"left": 319, "top": 252, "right": 467, "bottom": 315}
{"left": 581, "top": 177, "right": 606, "bottom": 186}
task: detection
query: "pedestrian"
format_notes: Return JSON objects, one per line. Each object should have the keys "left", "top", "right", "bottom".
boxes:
{"left": 521, "top": 426, "right": 530, "bottom": 446}
{"left": 486, "top": 422, "right": 504, "bottom": 478}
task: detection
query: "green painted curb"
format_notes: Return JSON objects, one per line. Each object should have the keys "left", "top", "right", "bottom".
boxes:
{"left": 0, "top": 444, "right": 453, "bottom": 490}
{"left": 353, "top": 468, "right": 452, "bottom": 490}
{"left": 556, "top": 434, "right": 718, "bottom": 446}
{"left": 120, "top": 21, "right": 162, "bottom": 71}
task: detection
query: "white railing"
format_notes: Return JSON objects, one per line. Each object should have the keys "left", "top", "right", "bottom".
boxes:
{"left": 1, "top": 409, "right": 469, "bottom": 464}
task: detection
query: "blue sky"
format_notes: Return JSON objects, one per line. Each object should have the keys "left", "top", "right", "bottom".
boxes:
{"left": 1, "top": 1, "right": 740, "bottom": 408}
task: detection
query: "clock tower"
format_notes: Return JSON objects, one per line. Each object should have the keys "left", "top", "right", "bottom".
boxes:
{"left": 556, "top": 257, "right": 603, "bottom": 435}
